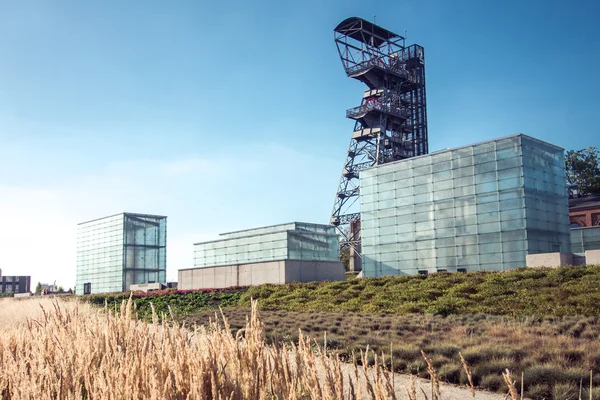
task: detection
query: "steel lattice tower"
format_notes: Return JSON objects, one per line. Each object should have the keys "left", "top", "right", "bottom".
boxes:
{"left": 331, "top": 17, "right": 428, "bottom": 271}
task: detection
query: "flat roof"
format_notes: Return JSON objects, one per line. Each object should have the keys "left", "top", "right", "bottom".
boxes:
{"left": 218, "top": 221, "right": 330, "bottom": 237}
{"left": 364, "top": 134, "right": 564, "bottom": 172}
{"left": 334, "top": 17, "right": 403, "bottom": 47}
{"left": 569, "top": 193, "right": 600, "bottom": 211}
{"left": 194, "top": 221, "right": 337, "bottom": 245}
{"left": 78, "top": 212, "right": 167, "bottom": 225}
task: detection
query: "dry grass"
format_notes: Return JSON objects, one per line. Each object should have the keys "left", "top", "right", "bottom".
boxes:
{"left": 0, "top": 297, "right": 404, "bottom": 399}
{"left": 186, "top": 308, "right": 600, "bottom": 399}
{"left": 4, "top": 296, "right": 597, "bottom": 399}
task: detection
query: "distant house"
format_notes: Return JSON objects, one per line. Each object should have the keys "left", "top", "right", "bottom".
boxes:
{"left": 569, "top": 193, "right": 600, "bottom": 227}
{"left": 40, "top": 283, "right": 58, "bottom": 293}
{"left": 1, "top": 276, "right": 31, "bottom": 295}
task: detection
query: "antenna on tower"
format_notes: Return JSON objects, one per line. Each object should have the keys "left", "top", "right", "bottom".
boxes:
{"left": 373, "top": 14, "right": 376, "bottom": 25}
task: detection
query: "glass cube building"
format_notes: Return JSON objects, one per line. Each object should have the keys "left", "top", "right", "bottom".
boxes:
{"left": 360, "top": 134, "right": 570, "bottom": 277}
{"left": 193, "top": 222, "right": 339, "bottom": 267}
{"left": 76, "top": 213, "right": 167, "bottom": 294}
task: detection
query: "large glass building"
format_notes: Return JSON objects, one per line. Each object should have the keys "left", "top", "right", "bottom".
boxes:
{"left": 76, "top": 213, "right": 167, "bottom": 294}
{"left": 360, "top": 134, "right": 570, "bottom": 277}
{"left": 193, "top": 222, "right": 339, "bottom": 267}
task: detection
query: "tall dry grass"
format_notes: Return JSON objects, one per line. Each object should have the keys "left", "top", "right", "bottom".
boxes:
{"left": 0, "top": 297, "right": 401, "bottom": 399}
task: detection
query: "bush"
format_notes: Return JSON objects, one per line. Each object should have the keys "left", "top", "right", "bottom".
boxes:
{"left": 473, "top": 357, "right": 515, "bottom": 377}
{"left": 581, "top": 388, "right": 600, "bottom": 400}
{"left": 437, "top": 363, "right": 462, "bottom": 383}
{"left": 480, "top": 374, "right": 504, "bottom": 391}
{"left": 524, "top": 365, "right": 566, "bottom": 385}
{"left": 552, "top": 383, "right": 576, "bottom": 400}
{"left": 526, "top": 383, "right": 551, "bottom": 399}
{"left": 391, "top": 344, "right": 421, "bottom": 362}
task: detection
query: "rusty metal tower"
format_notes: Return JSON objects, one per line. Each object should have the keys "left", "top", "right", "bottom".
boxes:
{"left": 330, "top": 17, "right": 428, "bottom": 271}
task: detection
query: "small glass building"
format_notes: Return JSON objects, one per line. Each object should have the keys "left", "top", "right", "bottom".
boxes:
{"left": 193, "top": 222, "right": 339, "bottom": 267}
{"left": 571, "top": 226, "right": 600, "bottom": 253}
{"left": 76, "top": 213, "right": 167, "bottom": 294}
{"left": 360, "top": 134, "right": 570, "bottom": 277}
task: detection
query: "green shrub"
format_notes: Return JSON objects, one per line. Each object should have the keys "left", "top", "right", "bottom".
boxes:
{"left": 552, "top": 382, "right": 576, "bottom": 400}
{"left": 524, "top": 364, "right": 567, "bottom": 385}
{"left": 391, "top": 344, "right": 421, "bottom": 362}
{"left": 581, "top": 388, "right": 600, "bottom": 400}
{"left": 526, "top": 383, "right": 551, "bottom": 399}
{"left": 473, "top": 357, "right": 515, "bottom": 377}
{"left": 437, "top": 363, "right": 462, "bottom": 383}
{"left": 479, "top": 374, "right": 504, "bottom": 392}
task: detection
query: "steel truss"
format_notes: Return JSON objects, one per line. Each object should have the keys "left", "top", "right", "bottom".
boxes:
{"left": 331, "top": 17, "right": 429, "bottom": 270}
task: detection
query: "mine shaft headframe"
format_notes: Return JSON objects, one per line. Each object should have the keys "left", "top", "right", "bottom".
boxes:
{"left": 334, "top": 17, "right": 406, "bottom": 80}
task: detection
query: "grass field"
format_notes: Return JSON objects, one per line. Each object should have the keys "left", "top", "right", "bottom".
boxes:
{"left": 86, "top": 265, "right": 600, "bottom": 319}
{"left": 186, "top": 308, "right": 600, "bottom": 399}
{"left": 238, "top": 265, "right": 600, "bottom": 316}
{"left": 81, "top": 265, "right": 600, "bottom": 399}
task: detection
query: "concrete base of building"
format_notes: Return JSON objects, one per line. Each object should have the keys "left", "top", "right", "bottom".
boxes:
{"left": 525, "top": 251, "right": 600, "bottom": 268}
{"left": 526, "top": 252, "right": 575, "bottom": 268}
{"left": 586, "top": 250, "right": 600, "bottom": 265}
{"left": 178, "top": 260, "right": 345, "bottom": 290}
{"left": 13, "top": 292, "right": 33, "bottom": 298}
{"left": 129, "top": 282, "right": 166, "bottom": 292}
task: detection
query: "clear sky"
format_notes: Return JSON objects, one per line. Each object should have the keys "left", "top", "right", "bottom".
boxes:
{"left": 1, "top": 0, "right": 598, "bottom": 289}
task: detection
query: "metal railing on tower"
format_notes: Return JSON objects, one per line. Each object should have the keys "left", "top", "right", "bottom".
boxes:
{"left": 330, "top": 17, "right": 429, "bottom": 271}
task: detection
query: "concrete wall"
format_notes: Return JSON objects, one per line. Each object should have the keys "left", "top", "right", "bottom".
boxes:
{"left": 586, "top": 250, "right": 600, "bottom": 265}
{"left": 178, "top": 259, "right": 344, "bottom": 290}
{"left": 129, "top": 283, "right": 165, "bottom": 292}
{"left": 178, "top": 261, "right": 286, "bottom": 290}
{"left": 526, "top": 252, "right": 574, "bottom": 268}
{"left": 285, "top": 260, "right": 345, "bottom": 282}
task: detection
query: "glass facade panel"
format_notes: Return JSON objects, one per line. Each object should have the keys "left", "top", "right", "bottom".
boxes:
{"left": 571, "top": 226, "right": 600, "bottom": 253}
{"left": 123, "top": 214, "right": 167, "bottom": 290}
{"left": 360, "top": 134, "right": 570, "bottom": 277}
{"left": 193, "top": 222, "right": 339, "bottom": 267}
{"left": 76, "top": 213, "right": 167, "bottom": 294}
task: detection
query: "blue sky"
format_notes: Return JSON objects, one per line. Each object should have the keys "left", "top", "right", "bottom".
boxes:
{"left": 1, "top": 0, "right": 598, "bottom": 288}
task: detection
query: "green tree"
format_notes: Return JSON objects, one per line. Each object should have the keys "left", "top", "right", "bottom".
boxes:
{"left": 340, "top": 246, "right": 350, "bottom": 271}
{"left": 35, "top": 282, "right": 42, "bottom": 294}
{"left": 565, "top": 147, "right": 600, "bottom": 195}
{"left": 57, "top": 286, "right": 64, "bottom": 293}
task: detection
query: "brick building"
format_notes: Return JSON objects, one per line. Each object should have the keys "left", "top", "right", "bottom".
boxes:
{"left": 569, "top": 194, "right": 600, "bottom": 227}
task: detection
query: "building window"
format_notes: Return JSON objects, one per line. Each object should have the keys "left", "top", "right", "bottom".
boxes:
{"left": 457, "top": 268, "right": 467, "bottom": 273}
{"left": 83, "top": 283, "right": 91, "bottom": 295}
{"left": 418, "top": 270, "right": 429, "bottom": 276}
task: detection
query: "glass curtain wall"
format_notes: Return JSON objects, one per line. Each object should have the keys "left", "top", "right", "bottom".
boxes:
{"left": 123, "top": 214, "right": 167, "bottom": 290}
{"left": 76, "top": 214, "right": 125, "bottom": 294}
{"left": 522, "top": 136, "right": 571, "bottom": 253}
{"left": 571, "top": 226, "right": 600, "bottom": 252}
{"left": 194, "top": 222, "right": 339, "bottom": 267}
{"left": 360, "top": 134, "right": 569, "bottom": 277}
